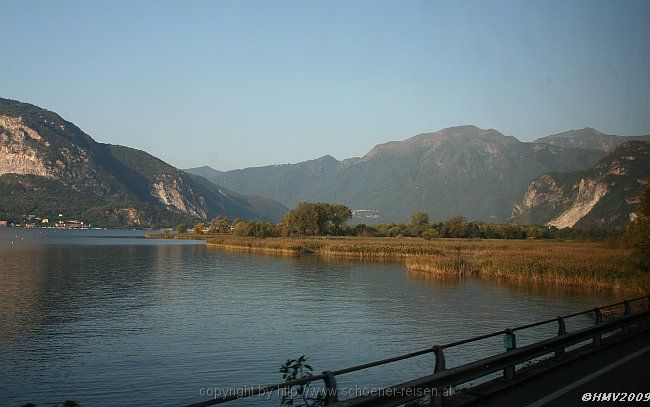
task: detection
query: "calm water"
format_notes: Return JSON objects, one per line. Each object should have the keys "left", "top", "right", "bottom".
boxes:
{"left": 0, "top": 229, "right": 619, "bottom": 406}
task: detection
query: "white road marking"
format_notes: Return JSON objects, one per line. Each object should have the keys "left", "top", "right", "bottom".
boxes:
{"left": 526, "top": 344, "right": 650, "bottom": 407}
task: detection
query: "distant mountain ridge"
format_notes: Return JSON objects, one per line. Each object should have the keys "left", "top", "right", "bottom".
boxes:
{"left": 535, "top": 127, "right": 650, "bottom": 151}
{"left": 0, "top": 98, "right": 286, "bottom": 227}
{"left": 187, "top": 125, "right": 606, "bottom": 224}
{"left": 5, "top": 97, "right": 644, "bottom": 229}
{"left": 512, "top": 141, "right": 649, "bottom": 229}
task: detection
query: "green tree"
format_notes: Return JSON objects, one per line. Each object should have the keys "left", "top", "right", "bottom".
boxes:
{"left": 233, "top": 219, "right": 251, "bottom": 236}
{"left": 626, "top": 184, "right": 650, "bottom": 271}
{"left": 177, "top": 224, "right": 187, "bottom": 234}
{"left": 422, "top": 225, "right": 440, "bottom": 240}
{"left": 443, "top": 215, "right": 467, "bottom": 238}
{"left": 249, "top": 221, "right": 280, "bottom": 238}
{"left": 282, "top": 202, "right": 352, "bottom": 236}
{"left": 410, "top": 212, "right": 429, "bottom": 236}
{"left": 411, "top": 212, "right": 429, "bottom": 226}
{"left": 326, "top": 204, "right": 353, "bottom": 233}
{"left": 211, "top": 215, "right": 232, "bottom": 233}
{"left": 194, "top": 222, "right": 205, "bottom": 234}
{"left": 282, "top": 203, "right": 318, "bottom": 236}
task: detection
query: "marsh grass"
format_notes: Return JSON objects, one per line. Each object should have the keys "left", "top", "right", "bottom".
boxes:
{"left": 145, "top": 233, "right": 208, "bottom": 240}
{"left": 406, "top": 254, "right": 478, "bottom": 276}
{"left": 475, "top": 243, "right": 647, "bottom": 292}
{"left": 207, "top": 236, "right": 443, "bottom": 257}
{"left": 204, "top": 236, "right": 648, "bottom": 294}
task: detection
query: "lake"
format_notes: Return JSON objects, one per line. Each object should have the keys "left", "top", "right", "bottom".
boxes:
{"left": 0, "top": 229, "right": 619, "bottom": 406}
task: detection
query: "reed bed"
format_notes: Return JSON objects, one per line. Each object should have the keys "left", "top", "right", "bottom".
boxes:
{"left": 405, "top": 254, "right": 478, "bottom": 276}
{"left": 206, "top": 236, "right": 444, "bottom": 257}
{"left": 145, "top": 233, "right": 208, "bottom": 240}
{"left": 407, "top": 241, "right": 648, "bottom": 293}
{"left": 204, "top": 236, "right": 648, "bottom": 294}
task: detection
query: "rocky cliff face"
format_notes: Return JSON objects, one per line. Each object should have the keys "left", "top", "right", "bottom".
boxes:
{"left": 0, "top": 115, "right": 51, "bottom": 177}
{"left": 512, "top": 141, "right": 649, "bottom": 229}
{"left": 0, "top": 98, "right": 286, "bottom": 226}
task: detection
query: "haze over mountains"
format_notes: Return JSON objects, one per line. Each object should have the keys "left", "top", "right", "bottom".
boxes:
{"left": 188, "top": 126, "right": 649, "bottom": 228}
{"left": 0, "top": 98, "right": 286, "bottom": 227}
{"left": 534, "top": 128, "right": 650, "bottom": 152}
{"left": 1, "top": 97, "right": 647, "bottom": 229}
{"left": 186, "top": 127, "right": 597, "bottom": 223}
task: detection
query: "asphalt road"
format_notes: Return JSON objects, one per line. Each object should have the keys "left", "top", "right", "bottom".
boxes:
{"left": 475, "top": 330, "right": 650, "bottom": 407}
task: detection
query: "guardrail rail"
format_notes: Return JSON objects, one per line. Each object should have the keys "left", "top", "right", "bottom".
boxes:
{"left": 187, "top": 295, "right": 650, "bottom": 407}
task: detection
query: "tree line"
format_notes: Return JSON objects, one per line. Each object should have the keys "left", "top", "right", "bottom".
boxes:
{"left": 625, "top": 184, "right": 650, "bottom": 272}
{"left": 178, "top": 202, "right": 623, "bottom": 240}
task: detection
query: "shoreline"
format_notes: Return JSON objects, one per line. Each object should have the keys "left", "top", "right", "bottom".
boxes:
{"left": 148, "top": 234, "right": 649, "bottom": 294}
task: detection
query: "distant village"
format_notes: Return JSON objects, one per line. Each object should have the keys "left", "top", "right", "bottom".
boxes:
{"left": 0, "top": 214, "right": 91, "bottom": 229}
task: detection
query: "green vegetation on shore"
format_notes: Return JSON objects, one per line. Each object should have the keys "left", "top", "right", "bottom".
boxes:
{"left": 148, "top": 192, "right": 650, "bottom": 294}
{"left": 625, "top": 184, "right": 650, "bottom": 272}
{"left": 206, "top": 235, "right": 443, "bottom": 258}
{"left": 170, "top": 202, "right": 621, "bottom": 241}
{"left": 203, "top": 236, "right": 648, "bottom": 293}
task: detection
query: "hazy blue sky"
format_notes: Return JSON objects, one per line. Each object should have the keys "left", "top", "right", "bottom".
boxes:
{"left": 1, "top": 0, "right": 649, "bottom": 170}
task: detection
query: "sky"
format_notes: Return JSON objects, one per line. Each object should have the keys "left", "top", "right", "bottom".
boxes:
{"left": 1, "top": 0, "right": 649, "bottom": 170}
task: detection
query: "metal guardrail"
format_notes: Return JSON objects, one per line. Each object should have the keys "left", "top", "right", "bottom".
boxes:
{"left": 187, "top": 295, "right": 650, "bottom": 407}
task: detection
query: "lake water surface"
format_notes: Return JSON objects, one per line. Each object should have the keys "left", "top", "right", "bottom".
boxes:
{"left": 0, "top": 229, "right": 619, "bottom": 406}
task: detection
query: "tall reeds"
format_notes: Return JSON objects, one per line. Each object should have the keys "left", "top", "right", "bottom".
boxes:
{"left": 200, "top": 236, "right": 648, "bottom": 293}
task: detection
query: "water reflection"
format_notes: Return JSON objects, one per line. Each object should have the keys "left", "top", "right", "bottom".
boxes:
{"left": 406, "top": 268, "right": 467, "bottom": 286}
{"left": 406, "top": 268, "right": 622, "bottom": 304}
{"left": 0, "top": 229, "right": 618, "bottom": 407}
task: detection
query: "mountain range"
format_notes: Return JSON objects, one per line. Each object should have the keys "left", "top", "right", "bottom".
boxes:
{"left": 2, "top": 97, "right": 647, "bottom": 229}
{"left": 188, "top": 126, "right": 615, "bottom": 224}
{"left": 188, "top": 126, "right": 649, "bottom": 228}
{"left": 0, "top": 98, "right": 286, "bottom": 227}
{"left": 534, "top": 127, "right": 650, "bottom": 151}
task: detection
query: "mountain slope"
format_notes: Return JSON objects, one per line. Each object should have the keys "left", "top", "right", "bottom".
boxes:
{"left": 187, "top": 126, "right": 604, "bottom": 223}
{"left": 0, "top": 98, "right": 286, "bottom": 226}
{"left": 511, "top": 141, "right": 650, "bottom": 229}
{"left": 187, "top": 154, "right": 346, "bottom": 209}
{"left": 535, "top": 128, "right": 650, "bottom": 151}
{"left": 106, "top": 144, "right": 287, "bottom": 221}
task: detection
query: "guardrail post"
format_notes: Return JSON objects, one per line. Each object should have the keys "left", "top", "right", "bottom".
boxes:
{"left": 646, "top": 296, "right": 650, "bottom": 329}
{"left": 433, "top": 346, "right": 446, "bottom": 373}
{"left": 322, "top": 370, "right": 338, "bottom": 405}
{"left": 503, "top": 329, "right": 516, "bottom": 381}
{"left": 593, "top": 307, "right": 602, "bottom": 347}
{"left": 622, "top": 301, "right": 633, "bottom": 335}
{"left": 555, "top": 316, "right": 566, "bottom": 359}
{"left": 431, "top": 346, "right": 446, "bottom": 407}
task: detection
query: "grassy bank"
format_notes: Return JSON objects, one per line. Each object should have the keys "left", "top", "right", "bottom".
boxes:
{"left": 206, "top": 235, "right": 444, "bottom": 258}
{"left": 202, "top": 235, "right": 648, "bottom": 294}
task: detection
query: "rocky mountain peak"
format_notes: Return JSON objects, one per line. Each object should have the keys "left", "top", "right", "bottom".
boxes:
{"left": 362, "top": 125, "right": 515, "bottom": 161}
{"left": 0, "top": 98, "right": 287, "bottom": 227}
{"left": 535, "top": 127, "right": 650, "bottom": 151}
